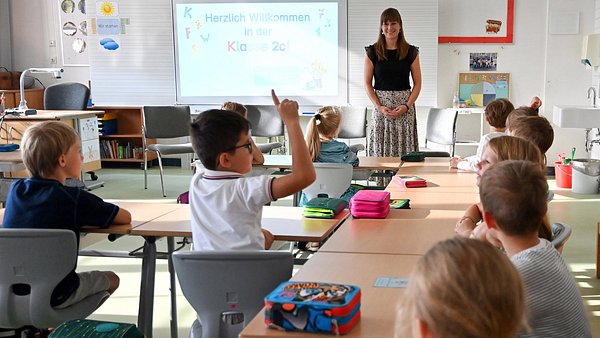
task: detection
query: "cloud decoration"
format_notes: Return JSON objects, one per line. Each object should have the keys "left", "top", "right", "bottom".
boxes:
{"left": 100, "top": 37, "right": 119, "bottom": 50}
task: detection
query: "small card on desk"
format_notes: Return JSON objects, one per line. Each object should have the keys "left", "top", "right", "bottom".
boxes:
{"left": 393, "top": 175, "right": 427, "bottom": 188}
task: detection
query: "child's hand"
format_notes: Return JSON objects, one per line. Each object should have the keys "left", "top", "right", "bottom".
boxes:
{"left": 271, "top": 89, "right": 299, "bottom": 125}
{"left": 530, "top": 96, "right": 542, "bottom": 110}
{"left": 455, "top": 216, "right": 476, "bottom": 237}
{"left": 262, "top": 228, "right": 274, "bottom": 249}
{"left": 449, "top": 157, "right": 463, "bottom": 168}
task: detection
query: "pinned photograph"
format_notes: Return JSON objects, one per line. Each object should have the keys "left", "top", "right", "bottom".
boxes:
{"left": 469, "top": 52, "right": 497, "bottom": 71}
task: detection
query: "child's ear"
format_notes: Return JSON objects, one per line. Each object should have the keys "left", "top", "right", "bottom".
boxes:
{"left": 217, "top": 152, "right": 232, "bottom": 169}
{"left": 482, "top": 211, "right": 498, "bottom": 229}
{"left": 416, "top": 319, "right": 434, "bottom": 338}
{"left": 57, "top": 154, "right": 67, "bottom": 168}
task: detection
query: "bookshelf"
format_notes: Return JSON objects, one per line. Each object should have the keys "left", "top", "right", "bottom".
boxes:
{"left": 92, "top": 106, "right": 156, "bottom": 166}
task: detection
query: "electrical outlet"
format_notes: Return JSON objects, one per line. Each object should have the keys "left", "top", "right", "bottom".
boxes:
{"left": 49, "top": 40, "right": 56, "bottom": 47}
{"left": 50, "top": 57, "right": 57, "bottom": 64}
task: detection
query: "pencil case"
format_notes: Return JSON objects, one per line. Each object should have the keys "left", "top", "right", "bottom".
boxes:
{"left": 303, "top": 197, "right": 347, "bottom": 219}
{"left": 393, "top": 175, "right": 427, "bottom": 188}
{"left": 349, "top": 190, "right": 390, "bottom": 218}
{"left": 49, "top": 319, "right": 144, "bottom": 338}
{"left": 264, "top": 281, "right": 361, "bottom": 335}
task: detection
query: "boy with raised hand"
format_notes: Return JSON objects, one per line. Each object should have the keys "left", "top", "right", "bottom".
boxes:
{"left": 189, "top": 90, "right": 315, "bottom": 251}
{"left": 3, "top": 121, "right": 131, "bottom": 309}
{"left": 480, "top": 160, "right": 591, "bottom": 337}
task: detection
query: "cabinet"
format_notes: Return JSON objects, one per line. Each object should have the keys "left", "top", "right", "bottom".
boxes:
{"left": 92, "top": 106, "right": 156, "bottom": 165}
{"left": 0, "top": 88, "right": 44, "bottom": 110}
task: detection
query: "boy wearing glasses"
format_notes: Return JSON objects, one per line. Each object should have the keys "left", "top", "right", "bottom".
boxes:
{"left": 189, "top": 90, "right": 315, "bottom": 250}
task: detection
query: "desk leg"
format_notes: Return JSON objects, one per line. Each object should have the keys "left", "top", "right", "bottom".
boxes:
{"left": 168, "top": 237, "right": 178, "bottom": 338}
{"left": 138, "top": 236, "right": 157, "bottom": 338}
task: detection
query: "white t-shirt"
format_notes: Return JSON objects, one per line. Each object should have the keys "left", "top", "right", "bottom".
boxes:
{"left": 189, "top": 169, "right": 275, "bottom": 251}
{"left": 457, "top": 131, "right": 505, "bottom": 172}
{"left": 511, "top": 239, "right": 591, "bottom": 338}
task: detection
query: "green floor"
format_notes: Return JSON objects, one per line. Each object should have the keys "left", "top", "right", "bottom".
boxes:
{"left": 79, "top": 166, "right": 600, "bottom": 337}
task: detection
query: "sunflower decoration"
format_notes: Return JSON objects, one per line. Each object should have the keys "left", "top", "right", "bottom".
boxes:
{"left": 100, "top": 1, "right": 115, "bottom": 16}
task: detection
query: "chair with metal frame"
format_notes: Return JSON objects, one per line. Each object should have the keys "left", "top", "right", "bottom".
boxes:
{"left": 338, "top": 106, "right": 372, "bottom": 182}
{"left": 246, "top": 105, "right": 285, "bottom": 154}
{"left": 419, "top": 108, "right": 459, "bottom": 157}
{"left": 551, "top": 222, "right": 572, "bottom": 253}
{"left": 142, "top": 105, "right": 194, "bottom": 197}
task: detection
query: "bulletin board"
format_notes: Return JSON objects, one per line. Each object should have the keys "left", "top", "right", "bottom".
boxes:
{"left": 439, "top": 0, "right": 514, "bottom": 44}
{"left": 458, "top": 72, "right": 510, "bottom": 107}
{"left": 58, "top": 0, "right": 89, "bottom": 65}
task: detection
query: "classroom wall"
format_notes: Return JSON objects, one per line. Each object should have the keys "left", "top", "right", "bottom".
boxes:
{"left": 5, "top": 0, "right": 600, "bottom": 161}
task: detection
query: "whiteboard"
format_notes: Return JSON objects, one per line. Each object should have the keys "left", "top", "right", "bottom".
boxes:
{"left": 86, "top": 0, "right": 437, "bottom": 107}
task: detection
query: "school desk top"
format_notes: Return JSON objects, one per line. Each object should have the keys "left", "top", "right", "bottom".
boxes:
{"left": 259, "top": 155, "right": 401, "bottom": 171}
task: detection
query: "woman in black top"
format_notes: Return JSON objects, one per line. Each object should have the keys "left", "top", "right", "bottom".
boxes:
{"left": 364, "top": 8, "right": 422, "bottom": 160}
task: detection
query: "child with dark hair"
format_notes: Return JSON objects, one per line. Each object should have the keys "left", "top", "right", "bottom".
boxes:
{"left": 189, "top": 90, "right": 315, "bottom": 250}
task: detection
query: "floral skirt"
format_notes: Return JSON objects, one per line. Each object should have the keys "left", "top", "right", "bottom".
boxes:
{"left": 368, "top": 89, "right": 419, "bottom": 157}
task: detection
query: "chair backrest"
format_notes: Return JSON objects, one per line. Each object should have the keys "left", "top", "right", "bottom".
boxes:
{"left": 551, "top": 222, "right": 572, "bottom": 252}
{"left": 0, "top": 229, "right": 104, "bottom": 328}
{"left": 338, "top": 106, "right": 367, "bottom": 139}
{"left": 173, "top": 250, "right": 292, "bottom": 338}
{"left": 425, "top": 108, "right": 458, "bottom": 153}
{"left": 304, "top": 163, "right": 353, "bottom": 200}
{"left": 44, "top": 82, "right": 90, "bottom": 110}
{"left": 142, "top": 105, "right": 191, "bottom": 139}
{"left": 246, "top": 105, "right": 284, "bottom": 138}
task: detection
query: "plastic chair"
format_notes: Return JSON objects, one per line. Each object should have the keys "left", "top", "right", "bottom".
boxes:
{"left": 0, "top": 229, "right": 107, "bottom": 329}
{"left": 172, "top": 250, "right": 292, "bottom": 338}
{"left": 419, "top": 108, "right": 459, "bottom": 157}
{"left": 142, "top": 105, "right": 194, "bottom": 197}
{"left": 551, "top": 222, "right": 572, "bottom": 253}
{"left": 246, "top": 105, "right": 285, "bottom": 154}
{"left": 303, "top": 163, "right": 353, "bottom": 200}
{"left": 338, "top": 106, "right": 372, "bottom": 182}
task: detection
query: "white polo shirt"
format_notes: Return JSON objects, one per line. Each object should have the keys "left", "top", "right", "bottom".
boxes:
{"left": 457, "top": 131, "right": 505, "bottom": 172}
{"left": 189, "top": 169, "right": 275, "bottom": 251}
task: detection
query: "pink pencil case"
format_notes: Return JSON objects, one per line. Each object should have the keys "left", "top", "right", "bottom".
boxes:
{"left": 349, "top": 190, "right": 390, "bottom": 219}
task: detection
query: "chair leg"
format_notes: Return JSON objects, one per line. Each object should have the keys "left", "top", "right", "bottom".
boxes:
{"left": 156, "top": 153, "right": 166, "bottom": 197}
{"left": 144, "top": 149, "right": 148, "bottom": 189}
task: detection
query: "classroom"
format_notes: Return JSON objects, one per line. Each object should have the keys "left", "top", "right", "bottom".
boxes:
{"left": 1, "top": 0, "right": 599, "bottom": 337}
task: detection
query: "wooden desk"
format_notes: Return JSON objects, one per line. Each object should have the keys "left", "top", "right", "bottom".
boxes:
{"left": 399, "top": 157, "right": 450, "bottom": 168}
{"left": 130, "top": 205, "right": 350, "bottom": 242}
{"left": 260, "top": 155, "right": 401, "bottom": 171}
{"left": 2, "top": 110, "right": 102, "bottom": 174}
{"left": 0, "top": 150, "right": 25, "bottom": 174}
{"left": 240, "top": 252, "right": 421, "bottom": 338}
{"left": 319, "top": 211, "right": 462, "bottom": 255}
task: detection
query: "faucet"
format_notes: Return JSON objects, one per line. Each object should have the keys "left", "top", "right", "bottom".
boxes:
{"left": 588, "top": 86, "right": 597, "bottom": 106}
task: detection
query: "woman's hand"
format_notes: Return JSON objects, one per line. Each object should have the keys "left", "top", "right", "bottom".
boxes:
{"left": 390, "top": 104, "right": 409, "bottom": 117}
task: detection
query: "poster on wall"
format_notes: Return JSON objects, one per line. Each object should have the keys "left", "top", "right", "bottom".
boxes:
{"left": 58, "top": 0, "right": 89, "bottom": 65}
{"left": 458, "top": 72, "right": 509, "bottom": 107}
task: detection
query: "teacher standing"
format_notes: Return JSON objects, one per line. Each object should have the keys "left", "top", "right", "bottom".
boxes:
{"left": 364, "top": 8, "right": 422, "bottom": 157}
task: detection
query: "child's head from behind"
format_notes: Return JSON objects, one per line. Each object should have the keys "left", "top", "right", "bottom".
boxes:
{"left": 505, "top": 106, "right": 539, "bottom": 132}
{"left": 221, "top": 101, "right": 248, "bottom": 118}
{"left": 480, "top": 160, "right": 547, "bottom": 236}
{"left": 476, "top": 135, "right": 543, "bottom": 186}
{"left": 190, "top": 109, "right": 252, "bottom": 172}
{"left": 484, "top": 98, "right": 514, "bottom": 129}
{"left": 399, "top": 237, "right": 524, "bottom": 338}
{"left": 22, "top": 121, "right": 80, "bottom": 178}
{"left": 306, "top": 106, "right": 342, "bottom": 161}
{"left": 507, "top": 115, "right": 554, "bottom": 155}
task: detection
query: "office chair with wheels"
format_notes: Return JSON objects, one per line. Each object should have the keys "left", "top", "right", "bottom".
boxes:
{"left": 142, "top": 105, "right": 194, "bottom": 197}
{"left": 551, "top": 222, "right": 572, "bottom": 253}
{"left": 246, "top": 105, "right": 285, "bottom": 154}
{"left": 0, "top": 229, "right": 107, "bottom": 329}
{"left": 44, "top": 82, "right": 102, "bottom": 188}
{"left": 173, "top": 250, "right": 293, "bottom": 338}
{"left": 419, "top": 108, "right": 459, "bottom": 157}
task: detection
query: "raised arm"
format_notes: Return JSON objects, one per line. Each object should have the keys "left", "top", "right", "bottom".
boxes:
{"left": 270, "top": 90, "right": 315, "bottom": 199}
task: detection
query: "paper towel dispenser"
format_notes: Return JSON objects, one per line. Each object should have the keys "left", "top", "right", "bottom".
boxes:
{"left": 582, "top": 33, "right": 600, "bottom": 67}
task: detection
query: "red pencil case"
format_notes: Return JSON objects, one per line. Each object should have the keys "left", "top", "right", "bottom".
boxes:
{"left": 349, "top": 190, "right": 390, "bottom": 219}
{"left": 393, "top": 175, "right": 427, "bottom": 188}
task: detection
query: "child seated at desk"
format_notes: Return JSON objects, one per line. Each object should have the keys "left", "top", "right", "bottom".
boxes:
{"left": 455, "top": 136, "right": 553, "bottom": 243}
{"left": 3, "top": 121, "right": 131, "bottom": 310}
{"left": 398, "top": 237, "right": 525, "bottom": 338}
{"left": 299, "top": 106, "right": 359, "bottom": 206}
{"left": 189, "top": 90, "right": 315, "bottom": 250}
{"left": 507, "top": 115, "right": 554, "bottom": 165}
{"left": 480, "top": 160, "right": 591, "bottom": 337}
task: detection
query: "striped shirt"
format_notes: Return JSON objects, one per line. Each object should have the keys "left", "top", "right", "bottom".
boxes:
{"left": 511, "top": 239, "right": 591, "bottom": 338}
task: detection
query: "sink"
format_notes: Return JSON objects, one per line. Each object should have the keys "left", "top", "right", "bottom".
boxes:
{"left": 553, "top": 105, "right": 600, "bottom": 128}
